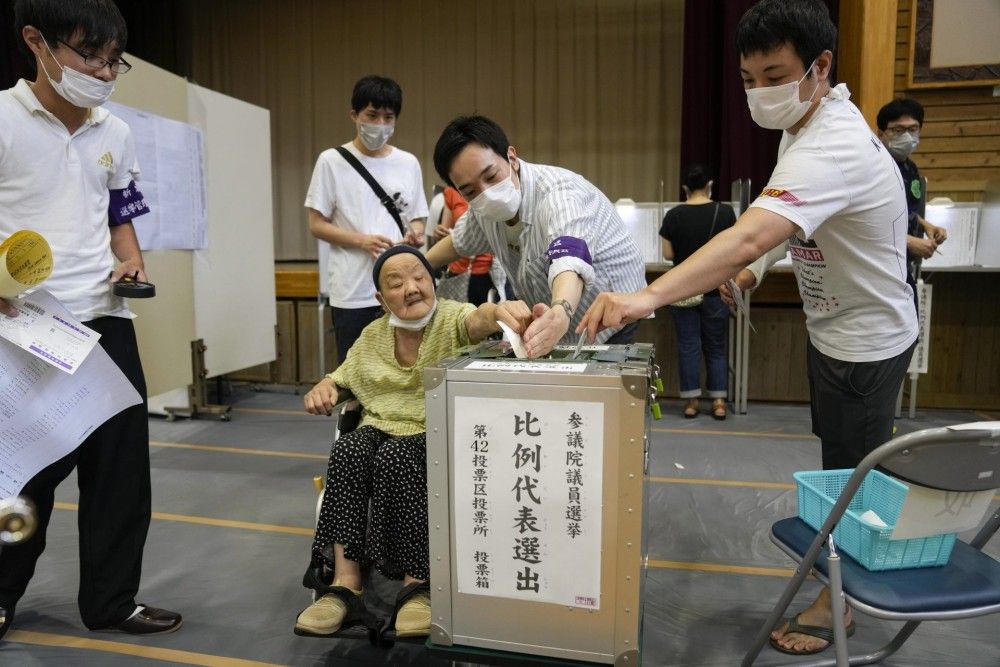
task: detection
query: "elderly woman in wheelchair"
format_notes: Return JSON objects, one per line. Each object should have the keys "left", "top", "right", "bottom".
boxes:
{"left": 295, "top": 245, "right": 528, "bottom": 639}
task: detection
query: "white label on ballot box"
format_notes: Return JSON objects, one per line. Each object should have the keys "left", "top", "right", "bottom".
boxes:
{"left": 465, "top": 360, "right": 588, "bottom": 373}
{"left": 452, "top": 397, "right": 604, "bottom": 609}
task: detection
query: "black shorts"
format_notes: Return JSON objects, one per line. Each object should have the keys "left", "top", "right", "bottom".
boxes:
{"left": 806, "top": 339, "right": 915, "bottom": 470}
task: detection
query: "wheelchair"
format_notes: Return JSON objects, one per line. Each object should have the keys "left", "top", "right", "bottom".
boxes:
{"left": 301, "top": 391, "right": 428, "bottom": 647}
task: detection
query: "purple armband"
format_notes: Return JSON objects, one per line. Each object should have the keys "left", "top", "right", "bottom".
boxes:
{"left": 108, "top": 181, "right": 151, "bottom": 226}
{"left": 545, "top": 236, "right": 592, "bottom": 265}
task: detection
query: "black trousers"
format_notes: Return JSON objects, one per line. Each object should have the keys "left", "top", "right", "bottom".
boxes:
{"left": 0, "top": 317, "right": 150, "bottom": 629}
{"left": 330, "top": 305, "right": 384, "bottom": 364}
{"left": 806, "top": 339, "right": 915, "bottom": 470}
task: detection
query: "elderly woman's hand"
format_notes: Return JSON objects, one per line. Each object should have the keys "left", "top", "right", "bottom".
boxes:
{"left": 494, "top": 300, "right": 532, "bottom": 334}
{"left": 304, "top": 377, "right": 339, "bottom": 416}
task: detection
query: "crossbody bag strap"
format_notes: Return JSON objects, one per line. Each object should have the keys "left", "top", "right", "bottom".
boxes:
{"left": 706, "top": 202, "right": 720, "bottom": 241}
{"left": 334, "top": 146, "right": 406, "bottom": 236}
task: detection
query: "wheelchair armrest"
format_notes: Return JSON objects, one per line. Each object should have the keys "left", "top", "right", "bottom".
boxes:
{"left": 332, "top": 387, "right": 356, "bottom": 413}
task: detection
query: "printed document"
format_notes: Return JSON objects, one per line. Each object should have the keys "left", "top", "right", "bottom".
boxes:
{"left": 0, "top": 290, "right": 100, "bottom": 374}
{"left": 0, "top": 339, "right": 141, "bottom": 496}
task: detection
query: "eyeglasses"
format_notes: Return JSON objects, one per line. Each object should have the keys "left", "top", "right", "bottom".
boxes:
{"left": 884, "top": 125, "right": 920, "bottom": 138}
{"left": 57, "top": 40, "right": 132, "bottom": 74}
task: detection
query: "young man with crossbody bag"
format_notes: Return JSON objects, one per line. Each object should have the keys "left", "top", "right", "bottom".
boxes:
{"left": 306, "top": 75, "right": 428, "bottom": 429}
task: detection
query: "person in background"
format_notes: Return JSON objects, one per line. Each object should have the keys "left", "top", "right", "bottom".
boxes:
{"left": 426, "top": 115, "right": 647, "bottom": 358}
{"left": 295, "top": 246, "right": 525, "bottom": 638}
{"left": 660, "top": 164, "right": 737, "bottom": 419}
{"left": 432, "top": 185, "right": 509, "bottom": 305}
{"left": 579, "top": 0, "right": 917, "bottom": 655}
{"left": 306, "top": 75, "right": 428, "bottom": 431}
{"left": 876, "top": 98, "right": 947, "bottom": 313}
{"left": 0, "top": 0, "right": 181, "bottom": 639}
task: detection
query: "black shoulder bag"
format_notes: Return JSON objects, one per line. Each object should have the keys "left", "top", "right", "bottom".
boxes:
{"left": 334, "top": 146, "right": 406, "bottom": 236}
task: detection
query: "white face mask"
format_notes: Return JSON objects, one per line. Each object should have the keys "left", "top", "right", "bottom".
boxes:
{"left": 358, "top": 122, "right": 394, "bottom": 151}
{"left": 384, "top": 297, "right": 437, "bottom": 331}
{"left": 40, "top": 39, "right": 115, "bottom": 108}
{"left": 886, "top": 133, "right": 919, "bottom": 161}
{"left": 746, "top": 59, "right": 819, "bottom": 130}
{"left": 468, "top": 157, "right": 522, "bottom": 222}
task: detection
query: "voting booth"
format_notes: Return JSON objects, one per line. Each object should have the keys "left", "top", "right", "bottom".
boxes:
{"left": 424, "top": 342, "right": 657, "bottom": 665}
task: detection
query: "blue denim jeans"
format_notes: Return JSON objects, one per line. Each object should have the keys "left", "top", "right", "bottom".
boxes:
{"left": 668, "top": 293, "right": 729, "bottom": 399}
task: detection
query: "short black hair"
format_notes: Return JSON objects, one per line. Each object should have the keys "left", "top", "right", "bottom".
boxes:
{"left": 14, "top": 0, "right": 128, "bottom": 57}
{"left": 876, "top": 98, "right": 925, "bottom": 131}
{"left": 735, "top": 0, "right": 836, "bottom": 72}
{"left": 682, "top": 164, "right": 712, "bottom": 191}
{"left": 433, "top": 116, "right": 511, "bottom": 187}
{"left": 351, "top": 75, "right": 402, "bottom": 116}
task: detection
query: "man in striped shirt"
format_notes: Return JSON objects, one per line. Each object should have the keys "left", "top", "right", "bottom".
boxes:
{"left": 426, "top": 115, "right": 647, "bottom": 358}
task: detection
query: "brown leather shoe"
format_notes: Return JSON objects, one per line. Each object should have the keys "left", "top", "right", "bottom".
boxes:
{"left": 101, "top": 606, "right": 182, "bottom": 635}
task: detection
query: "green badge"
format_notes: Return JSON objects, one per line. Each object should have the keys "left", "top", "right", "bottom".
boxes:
{"left": 910, "top": 179, "right": 922, "bottom": 199}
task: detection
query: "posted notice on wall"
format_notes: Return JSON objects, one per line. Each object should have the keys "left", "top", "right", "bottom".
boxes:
{"left": 452, "top": 396, "right": 604, "bottom": 609}
{"left": 907, "top": 280, "right": 932, "bottom": 374}
{"left": 0, "top": 337, "right": 142, "bottom": 497}
{"left": 105, "top": 101, "right": 208, "bottom": 251}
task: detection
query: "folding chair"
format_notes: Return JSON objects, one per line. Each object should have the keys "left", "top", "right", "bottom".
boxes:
{"left": 743, "top": 422, "right": 1000, "bottom": 667}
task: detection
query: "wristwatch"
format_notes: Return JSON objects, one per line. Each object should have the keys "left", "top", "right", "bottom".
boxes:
{"left": 550, "top": 299, "right": 574, "bottom": 318}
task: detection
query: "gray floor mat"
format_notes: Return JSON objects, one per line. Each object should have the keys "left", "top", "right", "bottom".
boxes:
{"left": 1, "top": 387, "right": 997, "bottom": 665}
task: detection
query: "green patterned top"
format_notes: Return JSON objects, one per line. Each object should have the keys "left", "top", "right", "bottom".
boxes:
{"left": 328, "top": 299, "right": 476, "bottom": 436}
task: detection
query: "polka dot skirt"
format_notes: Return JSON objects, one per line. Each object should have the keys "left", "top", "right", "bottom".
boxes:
{"left": 312, "top": 426, "right": 429, "bottom": 581}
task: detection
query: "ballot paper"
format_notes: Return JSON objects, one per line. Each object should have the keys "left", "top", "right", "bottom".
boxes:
{"left": 496, "top": 320, "right": 528, "bottom": 359}
{"left": 0, "top": 338, "right": 142, "bottom": 497}
{"left": 0, "top": 290, "right": 100, "bottom": 374}
{"left": 726, "top": 279, "right": 756, "bottom": 333}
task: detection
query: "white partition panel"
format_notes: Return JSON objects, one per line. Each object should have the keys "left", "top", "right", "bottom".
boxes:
{"left": 109, "top": 55, "right": 195, "bottom": 397}
{"left": 187, "top": 85, "right": 276, "bottom": 377}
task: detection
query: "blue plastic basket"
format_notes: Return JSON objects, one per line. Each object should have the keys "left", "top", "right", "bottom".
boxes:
{"left": 794, "top": 469, "right": 957, "bottom": 571}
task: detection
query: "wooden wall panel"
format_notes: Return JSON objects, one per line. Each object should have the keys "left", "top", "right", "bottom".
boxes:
{"left": 894, "top": 1, "right": 1000, "bottom": 191}
{"left": 296, "top": 301, "right": 339, "bottom": 386}
{"left": 918, "top": 273, "right": 1000, "bottom": 410}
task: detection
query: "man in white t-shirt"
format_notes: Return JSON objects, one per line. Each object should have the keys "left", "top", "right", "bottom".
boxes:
{"left": 305, "top": 75, "right": 429, "bottom": 373}
{"left": 580, "top": 0, "right": 917, "bottom": 655}
{"left": 0, "top": 0, "right": 181, "bottom": 641}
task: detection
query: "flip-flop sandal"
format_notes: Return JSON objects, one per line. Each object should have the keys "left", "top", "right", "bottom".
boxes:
{"left": 769, "top": 615, "right": 856, "bottom": 656}
{"left": 371, "top": 580, "right": 430, "bottom": 647}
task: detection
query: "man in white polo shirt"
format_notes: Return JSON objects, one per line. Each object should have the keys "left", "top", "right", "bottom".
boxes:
{"left": 0, "top": 0, "right": 181, "bottom": 640}
{"left": 580, "top": 0, "right": 916, "bottom": 654}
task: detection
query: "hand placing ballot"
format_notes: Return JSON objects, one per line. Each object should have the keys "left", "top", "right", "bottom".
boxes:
{"left": 576, "top": 289, "right": 659, "bottom": 343}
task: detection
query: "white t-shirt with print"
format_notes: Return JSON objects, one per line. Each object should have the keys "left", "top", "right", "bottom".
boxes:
{"left": 304, "top": 143, "right": 428, "bottom": 309}
{"left": 749, "top": 84, "right": 917, "bottom": 362}
{"left": 0, "top": 80, "right": 139, "bottom": 321}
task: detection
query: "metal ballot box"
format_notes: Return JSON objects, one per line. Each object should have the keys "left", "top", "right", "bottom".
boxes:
{"left": 424, "top": 342, "right": 656, "bottom": 665}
